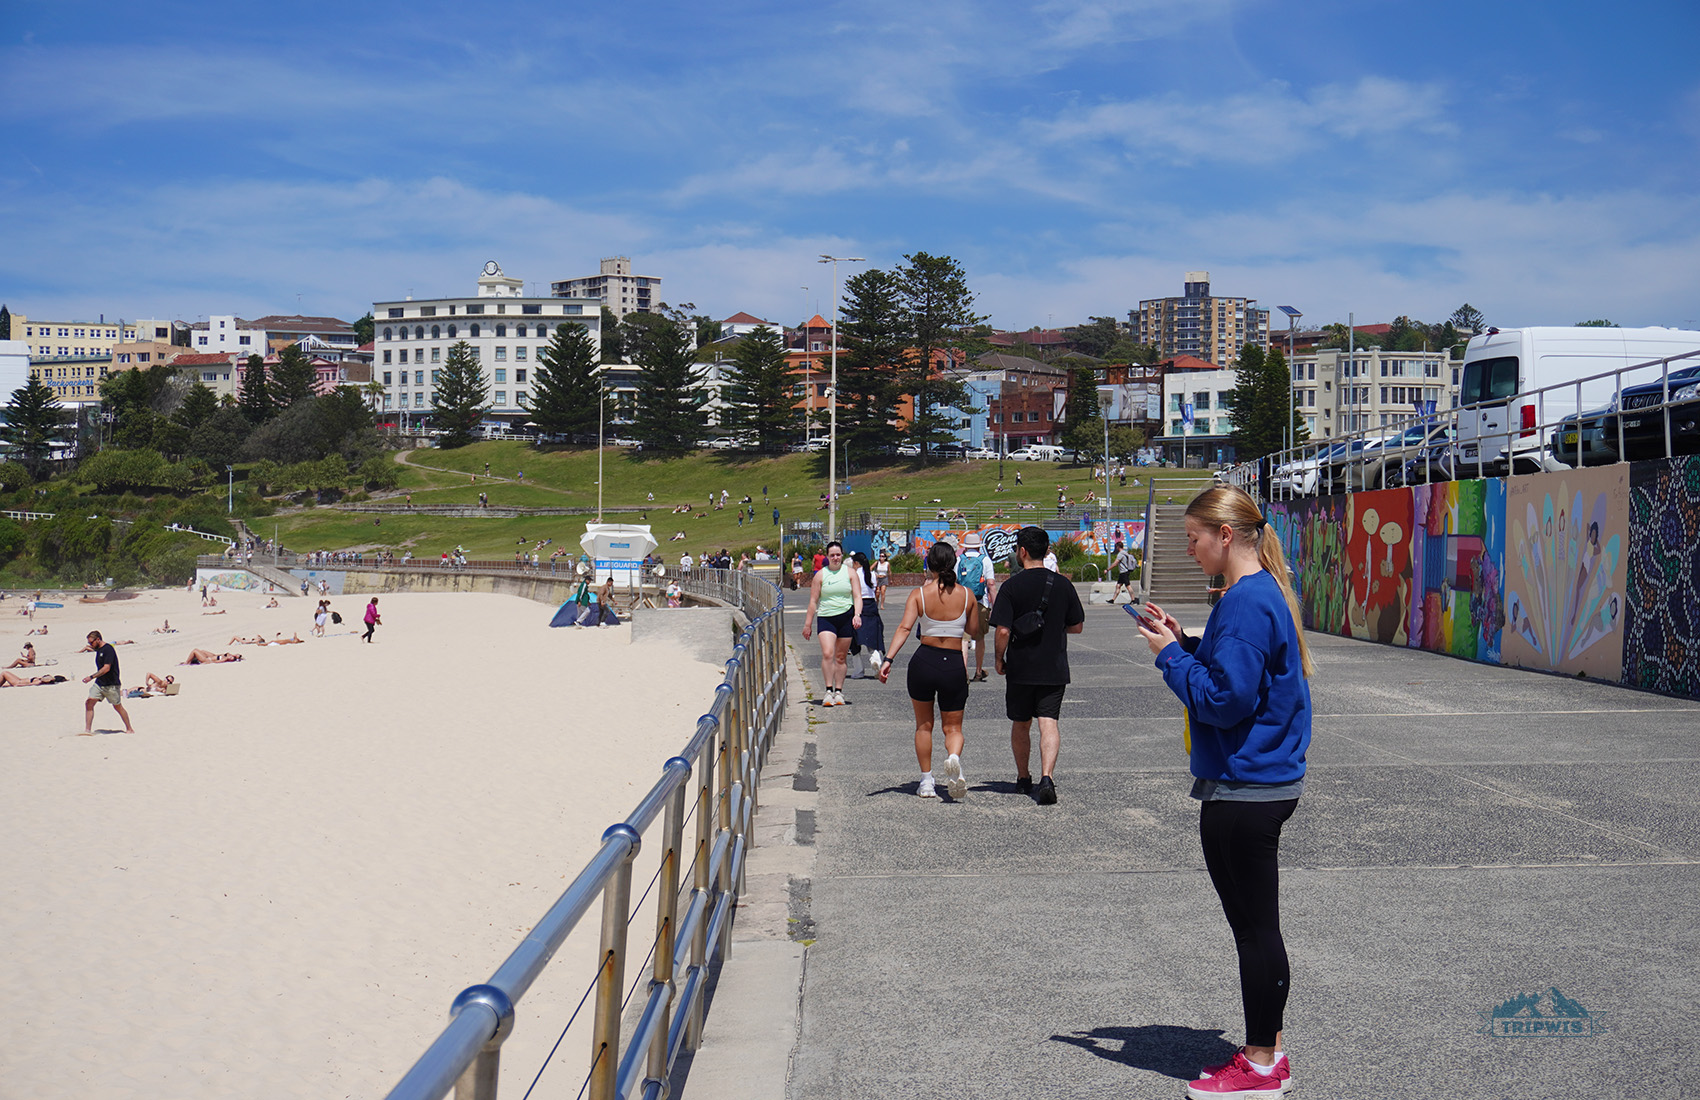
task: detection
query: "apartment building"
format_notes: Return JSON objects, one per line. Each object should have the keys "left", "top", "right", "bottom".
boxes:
{"left": 28, "top": 355, "right": 112, "bottom": 406}
{"left": 1159, "top": 363, "right": 1240, "bottom": 465}
{"left": 189, "top": 315, "right": 268, "bottom": 353}
{"left": 550, "top": 256, "right": 659, "bottom": 320}
{"left": 1290, "top": 347, "right": 1458, "bottom": 439}
{"left": 979, "top": 353, "right": 1069, "bottom": 450}
{"left": 1130, "top": 272, "right": 1270, "bottom": 365}
{"left": 11, "top": 314, "right": 140, "bottom": 359}
{"left": 373, "top": 262, "right": 600, "bottom": 428}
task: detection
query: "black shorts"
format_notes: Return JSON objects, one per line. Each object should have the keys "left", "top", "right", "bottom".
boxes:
{"left": 815, "top": 610, "right": 854, "bottom": 637}
{"left": 1117, "top": 570, "right": 1133, "bottom": 585}
{"left": 907, "top": 645, "right": 969, "bottom": 712}
{"left": 1006, "top": 682, "right": 1066, "bottom": 722}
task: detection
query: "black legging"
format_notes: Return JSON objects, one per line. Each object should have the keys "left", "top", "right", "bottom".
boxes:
{"left": 1198, "top": 798, "right": 1299, "bottom": 1047}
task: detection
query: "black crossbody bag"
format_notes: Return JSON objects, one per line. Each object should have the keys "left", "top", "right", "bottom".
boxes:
{"left": 1012, "top": 571, "right": 1054, "bottom": 638}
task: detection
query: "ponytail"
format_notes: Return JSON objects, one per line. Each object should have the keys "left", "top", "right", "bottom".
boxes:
{"left": 1185, "top": 485, "right": 1315, "bottom": 678}
{"left": 926, "top": 541, "right": 958, "bottom": 592}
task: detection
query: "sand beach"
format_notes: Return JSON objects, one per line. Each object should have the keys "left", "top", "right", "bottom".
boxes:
{"left": 0, "top": 586, "right": 727, "bottom": 1098}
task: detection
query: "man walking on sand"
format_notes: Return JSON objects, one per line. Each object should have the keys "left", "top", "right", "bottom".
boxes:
{"left": 362, "top": 598, "right": 381, "bottom": 643}
{"left": 989, "top": 527, "right": 1083, "bottom": 805}
{"left": 82, "top": 631, "right": 136, "bottom": 735}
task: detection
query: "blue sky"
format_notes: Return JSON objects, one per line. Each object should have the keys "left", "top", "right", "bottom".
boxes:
{"left": 4, "top": 0, "right": 1698, "bottom": 335}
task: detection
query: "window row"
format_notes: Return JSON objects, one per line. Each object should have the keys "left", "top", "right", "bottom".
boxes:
{"left": 383, "top": 304, "right": 578, "bottom": 320}
{"left": 387, "top": 346, "right": 546, "bottom": 365}
{"left": 384, "top": 322, "right": 573, "bottom": 341}
{"left": 380, "top": 391, "right": 530, "bottom": 410}
{"left": 25, "top": 327, "right": 122, "bottom": 339}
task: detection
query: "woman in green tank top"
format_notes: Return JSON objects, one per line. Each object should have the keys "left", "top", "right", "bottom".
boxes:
{"left": 802, "top": 541, "right": 864, "bottom": 707}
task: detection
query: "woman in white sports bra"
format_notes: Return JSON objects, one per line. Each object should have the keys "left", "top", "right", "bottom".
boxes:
{"left": 880, "top": 541, "right": 981, "bottom": 799}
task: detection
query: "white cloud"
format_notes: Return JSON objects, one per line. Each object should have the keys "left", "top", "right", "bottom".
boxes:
{"left": 1032, "top": 77, "right": 1453, "bottom": 164}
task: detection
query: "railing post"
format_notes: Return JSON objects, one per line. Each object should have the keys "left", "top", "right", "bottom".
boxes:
{"left": 645, "top": 759, "right": 690, "bottom": 1090}
{"left": 686, "top": 717, "right": 716, "bottom": 1051}
{"left": 589, "top": 823, "right": 640, "bottom": 1100}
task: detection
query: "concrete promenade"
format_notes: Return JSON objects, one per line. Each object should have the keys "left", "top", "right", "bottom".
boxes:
{"left": 763, "top": 592, "right": 1700, "bottom": 1099}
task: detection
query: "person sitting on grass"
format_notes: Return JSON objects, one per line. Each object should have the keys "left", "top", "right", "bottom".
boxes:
{"left": 182, "top": 649, "right": 243, "bottom": 665}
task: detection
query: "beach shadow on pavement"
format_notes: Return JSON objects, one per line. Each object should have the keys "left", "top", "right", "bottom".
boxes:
{"left": 1050, "top": 1024, "right": 1237, "bottom": 1080}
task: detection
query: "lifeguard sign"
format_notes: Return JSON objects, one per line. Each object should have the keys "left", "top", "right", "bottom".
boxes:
{"left": 580, "top": 523, "right": 657, "bottom": 585}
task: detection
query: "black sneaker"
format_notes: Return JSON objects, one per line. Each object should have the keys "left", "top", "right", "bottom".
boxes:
{"left": 1036, "top": 776, "right": 1057, "bottom": 805}
{"left": 1016, "top": 776, "right": 1034, "bottom": 795}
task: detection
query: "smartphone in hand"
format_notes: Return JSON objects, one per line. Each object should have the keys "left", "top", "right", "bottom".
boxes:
{"left": 1124, "top": 603, "right": 1158, "bottom": 629}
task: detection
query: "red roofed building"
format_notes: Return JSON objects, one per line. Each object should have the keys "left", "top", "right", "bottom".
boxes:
{"left": 721, "top": 311, "right": 779, "bottom": 338}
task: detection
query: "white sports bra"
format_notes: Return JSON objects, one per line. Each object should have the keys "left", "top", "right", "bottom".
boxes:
{"left": 918, "top": 583, "right": 969, "bottom": 638}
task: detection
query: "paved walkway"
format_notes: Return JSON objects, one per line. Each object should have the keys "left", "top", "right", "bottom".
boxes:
{"left": 772, "top": 592, "right": 1700, "bottom": 1099}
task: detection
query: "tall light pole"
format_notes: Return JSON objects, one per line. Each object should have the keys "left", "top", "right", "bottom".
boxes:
{"left": 226, "top": 465, "right": 234, "bottom": 514}
{"left": 596, "top": 365, "right": 605, "bottom": 522}
{"left": 1098, "top": 388, "right": 1114, "bottom": 579}
{"left": 818, "top": 254, "right": 864, "bottom": 541}
{"left": 799, "top": 287, "right": 810, "bottom": 443}
{"left": 1278, "top": 306, "right": 1302, "bottom": 453}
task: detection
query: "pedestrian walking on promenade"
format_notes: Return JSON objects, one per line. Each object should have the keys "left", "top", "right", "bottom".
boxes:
{"left": 848, "top": 552, "right": 885, "bottom": 677}
{"left": 801, "top": 541, "right": 863, "bottom": 708}
{"left": 362, "top": 598, "right": 382, "bottom": 643}
{"left": 989, "top": 526, "right": 1083, "bottom": 804}
{"left": 957, "top": 532, "right": 997, "bottom": 682}
{"left": 1111, "top": 539, "right": 1136, "bottom": 604}
{"left": 879, "top": 541, "right": 978, "bottom": 799}
{"left": 1134, "top": 484, "right": 1314, "bottom": 1099}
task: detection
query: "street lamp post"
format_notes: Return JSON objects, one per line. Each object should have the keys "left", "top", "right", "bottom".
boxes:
{"left": 226, "top": 466, "right": 234, "bottom": 514}
{"left": 1098, "top": 389, "right": 1114, "bottom": 580}
{"left": 1278, "top": 306, "right": 1302, "bottom": 455}
{"left": 596, "top": 366, "right": 605, "bottom": 523}
{"left": 818, "top": 254, "right": 864, "bottom": 541}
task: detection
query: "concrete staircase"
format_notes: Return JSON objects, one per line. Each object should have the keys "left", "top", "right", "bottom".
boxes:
{"left": 1142, "top": 501, "right": 1218, "bottom": 609}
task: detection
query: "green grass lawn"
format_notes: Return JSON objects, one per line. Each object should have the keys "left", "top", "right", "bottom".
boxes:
{"left": 266, "top": 443, "right": 1210, "bottom": 559}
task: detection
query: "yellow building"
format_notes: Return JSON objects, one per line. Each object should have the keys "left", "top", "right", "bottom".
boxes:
{"left": 28, "top": 355, "right": 112, "bottom": 405}
{"left": 11, "top": 314, "right": 141, "bottom": 360}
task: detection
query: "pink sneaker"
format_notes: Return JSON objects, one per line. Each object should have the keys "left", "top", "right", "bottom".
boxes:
{"left": 1187, "top": 1052, "right": 1288, "bottom": 1097}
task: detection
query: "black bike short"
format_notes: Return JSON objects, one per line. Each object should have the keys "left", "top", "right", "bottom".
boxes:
{"left": 907, "top": 645, "right": 969, "bottom": 712}
{"left": 815, "top": 610, "right": 854, "bottom": 637}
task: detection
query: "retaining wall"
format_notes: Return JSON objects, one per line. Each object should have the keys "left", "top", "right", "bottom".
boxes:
{"left": 1267, "top": 454, "right": 1700, "bottom": 701}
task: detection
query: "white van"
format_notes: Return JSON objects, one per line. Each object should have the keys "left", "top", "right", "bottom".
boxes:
{"left": 1007, "top": 444, "right": 1066, "bottom": 461}
{"left": 1454, "top": 326, "right": 1700, "bottom": 474}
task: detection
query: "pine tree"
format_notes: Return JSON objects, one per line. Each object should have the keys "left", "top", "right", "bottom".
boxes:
{"left": 270, "top": 345, "right": 317, "bottom": 408}
{"left": 432, "top": 342, "right": 490, "bottom": 449}
{"left": 1061, "top": 364, "right": 1105, "bottom": 460}
{"left": 1228, "top": 344, "right": 1305, "bottom": 459}
{"left": 529, "top": 322, "right": 603, "bottom": 440}
{"left": 836, "top": 269, "right": 908, "bottom": 453}
{"left": 172, "top": 382, "right": 219, "bottom": 433}
{"left": 239, "top": 354, "right": 274, "bottom": 423}
{"left": 719, "top": 326, "right": 795, "bottom": 452}
{"left": 0, "top": 304, "right": 10, "bottom": 340}
{"left": 600, "top": 307, "right": 625, "bottom": 364}
{"left": 1, "top": 376, "right": 70, "bottom": 477}
{"left": 898, "top": 252, "right": 984, "bottom": 460}
{"left": 630, "top": 315, "right": 707, "bottom": 456}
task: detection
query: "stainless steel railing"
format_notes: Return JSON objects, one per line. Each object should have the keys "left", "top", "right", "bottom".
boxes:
{"left": 383, "top": 568, "right": 787, "bottom": 1100}
{"left": 1264, "top": 348, "right": 1700, "bottom": 499}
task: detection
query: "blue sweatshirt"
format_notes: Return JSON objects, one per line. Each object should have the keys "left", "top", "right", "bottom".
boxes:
{"left": 1156, "top": 569, "right": 1311, "bottom": 789}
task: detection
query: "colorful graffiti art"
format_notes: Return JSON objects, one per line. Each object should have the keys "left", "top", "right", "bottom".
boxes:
{"left": 1623, "top": 456, "right": 1700, "bottom": 697}
{"left": 1080, "top": 520, "right": 1147, "bottom": 559}
{"left": 913, "top": 524, "right": 1087, "bottom": 565}
{"left": 197, "top": 570, "right": 262, "bottom": 591}
{"left": 1408, "top": 479, "right": 1506, "bottom": 662}
{"left": 1501, "top": 467, "right": 1628, "bottom": 679}
{"left": 1344, "top": 489, "right": 1415, "bottom": 644}
{"left": 1269, "top": 495, "right": 1350, "bottom": 634}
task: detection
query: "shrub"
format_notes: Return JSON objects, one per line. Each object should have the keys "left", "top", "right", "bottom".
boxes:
{"left": 890, "top": 552, "right": 923, "bottom": 573}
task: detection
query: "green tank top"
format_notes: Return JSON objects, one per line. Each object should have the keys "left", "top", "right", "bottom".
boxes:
{"left": 817, "top": 564, "right": 854, "bottom": 616}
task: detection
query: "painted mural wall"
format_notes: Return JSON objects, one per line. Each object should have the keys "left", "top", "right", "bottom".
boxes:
{"left": 1268, "top": 455, "right": 1700, "bottom": 702}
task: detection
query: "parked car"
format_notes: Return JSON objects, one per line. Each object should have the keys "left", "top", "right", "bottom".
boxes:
{"left": 1605, "top": 363, "right": 1700, "bottom": 461}
{"left": 1552, "top": 403, "right": 1620, "bottom": 467}
{"left": 966, "top": 447, "right": 998, "bottom": 460}
{"left": 1349, "top": 423, "right": 1454, "bottom": 488}
{"left": 1279, "top": 440, "right": 1363, "bottom": 496}
{"left": 895, "top": 444, "right": 921, "bottom": 457}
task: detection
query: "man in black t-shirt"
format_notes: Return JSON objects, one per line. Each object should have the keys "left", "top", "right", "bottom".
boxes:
{"left": 989, "top": 527, "right": 1084, "bottom": 804}
{"left": 81, "top": 630, "right": 136, "bottom": 735}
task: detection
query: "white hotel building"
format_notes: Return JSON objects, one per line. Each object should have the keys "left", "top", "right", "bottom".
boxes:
{"left": 373, "top": 262, "right": 600, "bottom": 429}
{"left": 1290, "top": 347, "right": 1459, "bottom": 439}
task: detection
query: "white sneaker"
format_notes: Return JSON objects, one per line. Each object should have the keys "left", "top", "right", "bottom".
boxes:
{"left": 917, "top": 774, "right": 937, "bottom": 798}
{"left": 944, "top": 754, "right": 967, "bottom": 799}
{"left": 832, "top": 688, "right": 844, "bottom": 705}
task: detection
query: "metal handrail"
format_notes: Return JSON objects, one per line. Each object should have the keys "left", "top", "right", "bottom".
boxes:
{"left": 1265, "top": 347, "right": 1700, "bottom": 499}
{"left": 383, "top": 568, "right": 787, "bottom": 1100}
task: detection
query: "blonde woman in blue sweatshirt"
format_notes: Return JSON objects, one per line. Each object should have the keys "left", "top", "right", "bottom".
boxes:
{"left": 1137, "top": 484, "right": 1314, "bottom": 1100}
